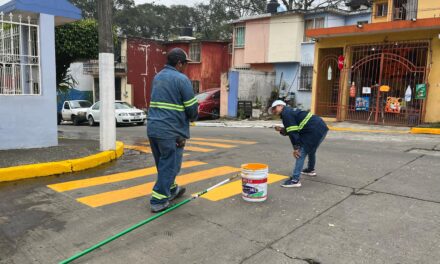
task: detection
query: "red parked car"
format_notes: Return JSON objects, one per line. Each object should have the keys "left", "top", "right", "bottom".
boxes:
{"left": 196, "top": 88, "right": 220, "bottom": 119}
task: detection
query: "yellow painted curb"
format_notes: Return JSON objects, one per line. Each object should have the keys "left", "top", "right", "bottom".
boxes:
{"left": 411, "top": 127, "right": 440, "bottom": 135}
{"left": 328, "top": 126, "right": 410, "bottom": 134}
{"left": 0, "top": 141, "right": 125, "bottom": 183}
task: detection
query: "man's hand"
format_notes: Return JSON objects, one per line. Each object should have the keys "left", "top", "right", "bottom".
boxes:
{"left": 293, "top": 149, "right": 301, "bottom": 159}
{"left": 275, "top": 126, "right": 287, "bottom": 136}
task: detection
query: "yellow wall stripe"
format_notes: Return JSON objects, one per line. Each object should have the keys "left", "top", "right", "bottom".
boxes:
{"left": 76, "top": 166, "right": 240, "bottom": 208}
{"left": 47, "top": 161, "right": 206, "bottom": 193}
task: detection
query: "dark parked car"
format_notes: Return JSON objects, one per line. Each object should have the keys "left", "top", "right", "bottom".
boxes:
{"left": 196, "top": 88, "right": 220, "bottom": 119}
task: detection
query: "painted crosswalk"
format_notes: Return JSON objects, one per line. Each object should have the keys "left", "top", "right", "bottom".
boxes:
{"left": 76, "top": 166, "right": 241, "bottom": 208}
{"left": 125, "top": 137, "right": 257, "bottom": 154}
{"left": 47, "top": 137, "right": 289, "bottom": 209}
{"left": 47, "top": 161, "right": 206, "bottom": 192}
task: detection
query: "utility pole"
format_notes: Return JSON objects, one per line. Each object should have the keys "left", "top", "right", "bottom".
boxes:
{"left": 98, "top": 0, "right": 116, "bottom": 151}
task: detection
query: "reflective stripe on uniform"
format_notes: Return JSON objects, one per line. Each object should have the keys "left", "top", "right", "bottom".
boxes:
{"left": 150, "top": 101, "right": 185, "bottom": 112}
{"left": 299, "top": 112, "right": 313, "bottom": 130}
{"left": 286, "top": 126, "right": 299, "bottom": 132}
{"left": 152, "top": 191, "right": 168, "bottom": 200}
{"left": 184, "top": 97, "right": 198, "bottom": 108}
{"left": 286, "top": 112, "right": 313, "bottom": 133}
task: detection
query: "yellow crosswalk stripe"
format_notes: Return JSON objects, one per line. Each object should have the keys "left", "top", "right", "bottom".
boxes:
{"left": 77, "top": 166, "right": 241, "bottom": 208}
{"left": 201, "top": 173, "right": 289, "bottom": 201}
{"left": 124, "top": 145, "right": 152, "bottom": 153}
{"left": 133, "top": 141, "right": 214, "bottom": 153}
{"left": 184, "top": 146, "right": 215, "bottom": 152}
{"left": 188, "top": 141, "right": 236, "bottom": 148}
{"left": 191, "top": 137, "right": 257, "bottom": 145}
{"left": 47, "top": 161, "right": 206, "bottom": 193}
{"left": 125, "top": 144, "right": 190, "bottom": 156}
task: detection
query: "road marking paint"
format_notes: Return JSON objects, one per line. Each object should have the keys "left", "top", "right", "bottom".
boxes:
{"left": 130, "top": 142, "right": 214, "bottom": 153}
{"left": 191, "top": 137, "right": 257, "bottom": 145}
{"left": 188, "top": 141, "right": 236, "bottom": 148}
{"left": 76, "top": 166, "right": 241, "bottom": 208}
{"left": 201, "top": 173, "right": 288, "bottom": 201}
{"left": 124, "top": 145, "right": 152, "bottom": 153}
{"left": 47, "top": 161, "right": 206, "bottom": 193}
{"left": 184, "top": 146, "right": 215, "bottom": 152}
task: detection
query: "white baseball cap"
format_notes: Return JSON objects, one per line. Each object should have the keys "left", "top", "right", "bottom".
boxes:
{"left": 268, "top": 100, "right": 286, "bottom": 114}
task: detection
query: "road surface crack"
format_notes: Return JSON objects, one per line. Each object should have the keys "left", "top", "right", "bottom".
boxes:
{"left": 186, "top": 213, "right": 265, "bottom": 246}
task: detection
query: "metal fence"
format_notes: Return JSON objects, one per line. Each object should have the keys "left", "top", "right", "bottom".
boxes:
{"left": 0, "top": 13, "right": 40, "bottom": 95}
{"left": 344, "top": 41, "right": 429, "bottom": 126}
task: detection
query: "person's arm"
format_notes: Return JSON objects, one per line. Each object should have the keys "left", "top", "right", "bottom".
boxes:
{"left": 180, "top": 78, "right": 198, "bottom": 121}
{"left": 284, "top": 117, "right": 301, "bottom": 150}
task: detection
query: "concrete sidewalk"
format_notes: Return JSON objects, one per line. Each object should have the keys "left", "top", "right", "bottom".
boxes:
{"left": 0, "top": 139, "right": 124, "bottom": 182}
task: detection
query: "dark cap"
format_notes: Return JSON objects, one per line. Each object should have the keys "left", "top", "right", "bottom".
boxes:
{"left": 167, "top": 48, "right": 192, "bottom": 64}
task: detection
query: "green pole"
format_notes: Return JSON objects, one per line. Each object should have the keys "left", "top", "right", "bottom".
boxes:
{"left": 59, "top": 198, "right": 192, "bottom": 264}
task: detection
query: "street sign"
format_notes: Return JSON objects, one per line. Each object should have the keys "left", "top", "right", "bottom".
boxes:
{"left": 338, "top": 55, "right": 345, "bottom": 70}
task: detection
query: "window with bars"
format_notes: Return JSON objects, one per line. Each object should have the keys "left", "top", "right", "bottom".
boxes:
{"left": 191, "top": 80, "right": 200, "bottom": 94}
{"left": 0, "top": 14, "right": 40, "bottom": 95}
{"left": 376, "top": 3, "right": 388, "bottom": 17}
{"left": 298, "top": 66, "right": 313, "bottom": 91}
{"left": 234, "top": 25, "right": 245, "bottom": 48}
{"left": 189, "top": 42, "right": 201, "bottom": 62}
{"left": 304, "top": 17, "right": 325, "bottom": 42}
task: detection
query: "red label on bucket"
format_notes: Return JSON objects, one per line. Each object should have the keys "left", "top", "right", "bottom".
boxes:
{"left": 242, "top": 178, "right": 267, "bottom": 184}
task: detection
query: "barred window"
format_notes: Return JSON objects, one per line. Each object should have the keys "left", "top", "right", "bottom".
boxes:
{"left": 299, "top": 66, "right": 313, "bottom": 91}
{"left": 0, "top": 14, "right": 40, "bottom": 95}
{"left": 189, "top": 42, "right": 201, "bottom": 62}
{"left": 234, "top": 25, "right": 245, "bottom": 48}
{"left": 191, "top": 80, "right": 200, "bottom": 94}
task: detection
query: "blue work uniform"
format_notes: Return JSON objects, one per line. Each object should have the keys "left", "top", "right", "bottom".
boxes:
{"left": 280, "top": 107, "right": 328, "bottom": 181}
{"left": 147, "top": 65, "right": 198, "bottom": 205}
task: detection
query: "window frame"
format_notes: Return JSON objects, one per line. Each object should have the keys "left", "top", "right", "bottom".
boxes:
{"left": 191, "top": 80, "right": 200, "bottom": 94}
{"left": 189, "top": 42, "right": 201, "bottom": 63}
{"left": 298, "top": 65, "right": 314, "bottom": 92}
{"left": 303, "top": 17, "right": 325, "bottom": 42}
{"left": 234, "top": 25, "right": 246, "bottom": 48}
{"left": 376, "top": 3, "right": 389, "bottom": 17}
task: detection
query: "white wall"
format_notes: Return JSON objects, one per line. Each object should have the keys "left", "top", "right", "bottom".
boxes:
{"left": 68, "top": 62, "right": 94, "bottom": 92}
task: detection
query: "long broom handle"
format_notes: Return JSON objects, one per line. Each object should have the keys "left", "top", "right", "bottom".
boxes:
{"left": 59, "top": 174, "right": 239, "bottom": 264}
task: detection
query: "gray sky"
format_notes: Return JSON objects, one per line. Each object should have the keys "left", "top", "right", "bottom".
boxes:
{"left": 133, "top": 0, "right": 208, "bottom": 6}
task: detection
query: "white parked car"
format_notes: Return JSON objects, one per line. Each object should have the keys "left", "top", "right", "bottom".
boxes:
{"left": 59, "top": 100, "right": 93, "bottom": 126}
{"left": 87, "top": 101, "right": 147, "bottom": 126}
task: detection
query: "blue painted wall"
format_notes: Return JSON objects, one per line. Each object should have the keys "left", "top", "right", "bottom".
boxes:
{"left": 228, "top": 71, "right": 239, "bottom": 117}
{"left": 274, "top": 63, "right": 311, "bottom": 110}
{"left": 0, "top": 14, "right": 58, "bottom": 150}
{"left": 345, "top": 13, "right": 372, "bottom": 25}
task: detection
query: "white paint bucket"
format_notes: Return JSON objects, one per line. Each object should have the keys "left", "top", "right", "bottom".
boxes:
{"left": 241, "top": 163, "right": 268, "bottom": 202}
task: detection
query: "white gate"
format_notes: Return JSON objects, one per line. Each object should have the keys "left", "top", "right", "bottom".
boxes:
{"left": 0, "top": 12, "right": 40, "bottom": 95}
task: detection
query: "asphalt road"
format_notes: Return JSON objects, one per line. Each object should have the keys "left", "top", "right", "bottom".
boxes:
{"left": 1, "top": 124, "right": 440, "bottom": 264}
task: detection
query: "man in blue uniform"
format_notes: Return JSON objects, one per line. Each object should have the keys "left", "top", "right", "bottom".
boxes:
{"left": 147, "top": 48, "right": 198, "bottom": 212}
{"left": 270, "top": 100, "right": 328, "bottom": 187}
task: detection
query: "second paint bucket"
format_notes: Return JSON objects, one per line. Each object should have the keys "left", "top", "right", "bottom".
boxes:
{"left": 241, "top": 163, "right": 268, "bottom": 202}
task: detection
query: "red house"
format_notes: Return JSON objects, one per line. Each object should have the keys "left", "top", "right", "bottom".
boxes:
{"left": 125, "top": 37, "right": 231, "bottom": 109}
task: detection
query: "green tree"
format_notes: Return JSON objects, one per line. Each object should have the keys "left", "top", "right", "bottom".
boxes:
{"left": 55, "top": 19, "right": 99, "bottom": 89}
{"left": 69, "top": 0, "right": 135, "bottom": 19}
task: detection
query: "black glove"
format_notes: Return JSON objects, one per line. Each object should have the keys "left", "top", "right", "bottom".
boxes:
{"left": 176, "top": 137, "right": 186, "bottom": 148}
{"left": 279, "top": 128, "right": 287, "bottom": 136}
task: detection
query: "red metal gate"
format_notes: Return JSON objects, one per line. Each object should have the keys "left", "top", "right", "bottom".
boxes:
{"left": 343, "top": 41, "right": 429, "bottom": 126}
